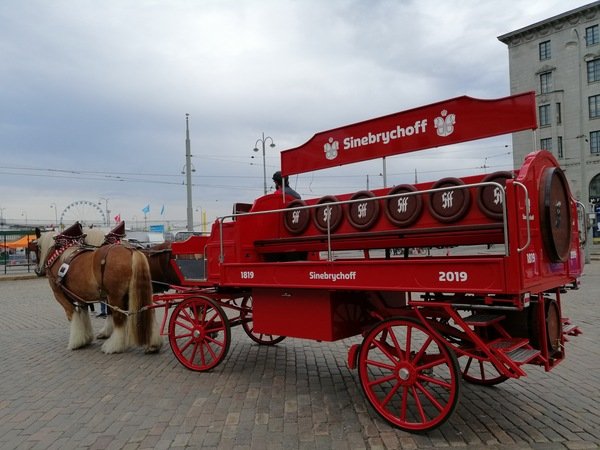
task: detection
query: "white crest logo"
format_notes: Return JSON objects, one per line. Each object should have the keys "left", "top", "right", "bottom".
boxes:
{"left": 324, "top": 137, "right": 339, "bottom": 160}
{"left": 434, "top": 110, "right": 456, "bottom": 137}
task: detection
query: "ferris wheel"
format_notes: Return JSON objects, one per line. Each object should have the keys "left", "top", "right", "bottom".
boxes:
{"left": 60, "top": 200, "right": 106, "bottom": 228}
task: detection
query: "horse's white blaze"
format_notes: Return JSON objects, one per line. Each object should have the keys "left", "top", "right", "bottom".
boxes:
{"left": 68, "top": 308, "right": 94, "bottom": 350}
{"left": 101, "top": 324, "right": 129, "bottom": 354}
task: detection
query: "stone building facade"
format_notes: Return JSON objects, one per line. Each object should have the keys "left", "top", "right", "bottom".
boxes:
{"left": 498, "top": 2, "right": 600, "bottom": 239}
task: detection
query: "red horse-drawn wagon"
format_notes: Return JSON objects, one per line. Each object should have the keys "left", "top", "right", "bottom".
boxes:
{"left": 153, "top": 92, "right": 584, "bottom": 432}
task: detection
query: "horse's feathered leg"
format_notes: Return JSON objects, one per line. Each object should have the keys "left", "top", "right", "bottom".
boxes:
{"left": 101, "top": 309, "right": 129, "bottom": 353}
{"left": 129, "top": 251, "right": 163, "bottom": 353}
{"left": 68, "top": 307, "right": 94, "bottom": 350}
{"left": 96, "top": 313, "right": 113, "bottom": 340}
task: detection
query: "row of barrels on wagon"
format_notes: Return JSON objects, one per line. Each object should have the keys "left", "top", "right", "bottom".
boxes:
{"left": 282, "top": 171, "right": 512, "bottom": 235}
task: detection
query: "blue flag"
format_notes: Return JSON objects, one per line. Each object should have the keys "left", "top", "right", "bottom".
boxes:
{"left": 142, "top": 204, "right": 150, "bottom": 214}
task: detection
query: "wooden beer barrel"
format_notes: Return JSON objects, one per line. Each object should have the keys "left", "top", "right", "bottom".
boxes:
{"left": 314, "top": 196, "right": 343, "bottom": 233}
{"left": 283, "top": 200, "right": 310, "bottom": 235}
{"left": 385, "top": 184, "right": 423, "bottom": 227}
{"left": 428, "top": 177, "right": 471, "bottom": 223}
{"left": 477, "top": 171, "right": 513, "bottom": 220}
{"left": 347, "top": 191, "right": 380, "bottom": 230}
{"left": 539, "top": 167, "right": 572, "bottom": 263}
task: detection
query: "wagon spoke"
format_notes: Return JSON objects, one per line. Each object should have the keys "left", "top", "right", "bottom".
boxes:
{"left": 177, "top": 335, "right": 194, "bottom": 352}
{"left": 372, "top": 335, "right": 400, "bottom": 364}
{"left": 411, "top": 336, "right": 434, "bottom": 366}
{"left": 366, "top": 373, "right": 397, "bottom": 388}
{"left": 201, "top": 339, "right": 218, "bottom": 361}
{"left": 400, "top": 386, "right": 409, "bottom": 421}
{"left": 416, "top": 354, "right": 446, "bottom": 372}
{"left": 415, "top": 381, "right": 444, "bottom": 412}
{"left": 384, "top": 325, "right": 404, "bottom": 361}
{"left": 174, "top": 319, "right": 194, "bottom": 332}
{"left": 411, "top": 385, "right": 428, "bottom": 423}
{"left": 380, "top": 381, "right": 401, "bottom": 408}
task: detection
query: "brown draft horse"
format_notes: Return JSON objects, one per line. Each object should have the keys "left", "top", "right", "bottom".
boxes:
{"left": 35, "top": 225, "right": 163, "bottom": 354}
{"left": 139, "top": 242, "right": 181, "bottom": 292}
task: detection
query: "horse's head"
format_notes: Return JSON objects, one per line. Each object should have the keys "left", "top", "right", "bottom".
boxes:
{"left": 33, "top": 227, "right": 57, "bottom": 276}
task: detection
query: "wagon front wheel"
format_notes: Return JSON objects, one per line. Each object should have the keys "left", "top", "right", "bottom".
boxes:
{"left": 168, "top": 296, "right": 230, "bottom": 371}
{"left": 358, "top": 317, "right": 460, "bottom": 432}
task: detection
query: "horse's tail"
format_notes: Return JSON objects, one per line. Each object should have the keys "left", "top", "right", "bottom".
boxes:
{"left": 128, "top": 249, "right": 154, "bottom": 346}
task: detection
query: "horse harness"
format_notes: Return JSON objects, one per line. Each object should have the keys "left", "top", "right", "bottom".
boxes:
{"left": 46, "top": 242, "right": 126, "bottom": 310}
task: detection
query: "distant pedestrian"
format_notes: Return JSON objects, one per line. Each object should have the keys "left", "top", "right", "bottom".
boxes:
{"left": 273, "top": 171, "right": 301, "bottom": 199}
{"left": 96, "top": 302, "right": 107, "bottom": 318}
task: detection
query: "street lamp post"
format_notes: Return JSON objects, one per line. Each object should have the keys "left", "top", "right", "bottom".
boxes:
{"left": 185, "top": 114, "right": 194, "bottom": 232}
{"left": 253, "top": 132, "right": 276, "bottom": 195}
{"left": 0, "top": 207, "right": 5, "bottom": 226}
{"left": 21, "top": 211, "right": 27, "bottom": 226}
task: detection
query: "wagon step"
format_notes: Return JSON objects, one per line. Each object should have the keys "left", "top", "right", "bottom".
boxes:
{"left": 490, "top": 337, "right": 529, "bottom": 352}
{"left": 490, "top": 338, "right": 540, "bottom": 366}
{"left": 505, "top": 347, "right": 540, "bottom": 364}
{"left": 463, "top": 313, "right": 505, "bottom": 326}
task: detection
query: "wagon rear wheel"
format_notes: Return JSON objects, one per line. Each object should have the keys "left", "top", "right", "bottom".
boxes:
{"left": 358, "top": 317, "right": 460, "bottom": 432}
{"left": 241, "top": 296, "right": 286, "bottom": 345}
{"left": 460, "top": 354, "right": 509, "bottom": 386}
{"left": 168, "top": 296, "right": 230, "bottom": 371}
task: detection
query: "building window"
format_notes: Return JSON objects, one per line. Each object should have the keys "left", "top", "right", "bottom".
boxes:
{"left": 540, "top": 138, "right": 552, "bottom": 151}
{"left": 558, "top": 136, "right": 564, "bottom": 159}
{"left": 587, "top": 58, "right": 600, "bottom": 82}
{"left": 539, "top": 40, "right": 551, "bottom": 60}
{"left": 540, "top": 72, "right": 552, "bottom": 94}
{"left": 591, "top": 131, "right": 600, "bottom": 154}
{"left": 590, "top": 95, "right": 600, "bottom": 118}
{"left": 539, "top": 104, "right": 551, "bottom": 127}
{"left": 586, "top": 25, "right": 599, "bottom": 46}
{"left": 556, "top": 102, "right": 562, "bottom": 124}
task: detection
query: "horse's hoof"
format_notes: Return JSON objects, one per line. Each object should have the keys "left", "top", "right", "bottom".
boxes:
{"left": 144, "top": 344, "right": 162, "bottom": 354}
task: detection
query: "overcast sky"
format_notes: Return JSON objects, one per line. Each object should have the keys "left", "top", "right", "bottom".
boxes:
{"left": 0, "top": 0, "right": 591, "bottom": 229}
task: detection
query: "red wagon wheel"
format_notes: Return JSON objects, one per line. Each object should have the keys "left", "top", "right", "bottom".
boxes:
{"left": 168, "top": 296, "right": 231, "bottom": 371}
{"left": 358, "top": 317, "right": 460, "bottom": 432}
{"left": 241, "top": 296, "right": 286, "bottom": 345}
{"left": 460, "top": 354, "right": 509, "bottom": 386}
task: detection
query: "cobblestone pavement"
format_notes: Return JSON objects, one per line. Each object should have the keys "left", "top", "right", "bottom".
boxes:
{"left": 0, "top": 264, "right": 599, "bottom": 450}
